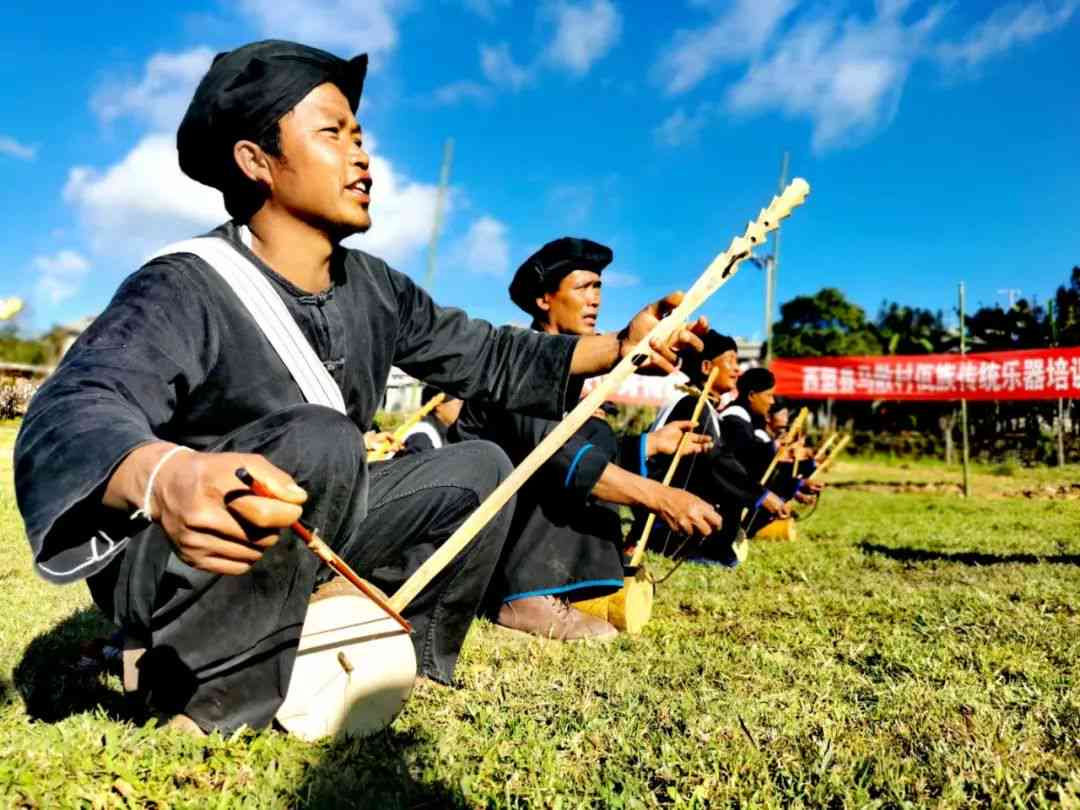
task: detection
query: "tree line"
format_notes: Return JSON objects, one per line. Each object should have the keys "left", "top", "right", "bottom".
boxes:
{"left": 771, "top": 267, "right": 1080, "bottom": 464}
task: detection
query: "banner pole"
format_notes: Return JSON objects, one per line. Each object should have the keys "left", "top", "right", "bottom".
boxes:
{"left": 959, "top": 282, "right": 971, "bottom": 497}
{"left": 1050, "top": 300, "right": 1065, "bottom": 467}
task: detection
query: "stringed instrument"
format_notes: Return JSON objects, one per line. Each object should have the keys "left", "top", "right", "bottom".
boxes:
{"left": 268, "top": 178, "right": 811, "bottom": 739}
{"left": 574, "top": 367, "right": 721, "bottom": 634}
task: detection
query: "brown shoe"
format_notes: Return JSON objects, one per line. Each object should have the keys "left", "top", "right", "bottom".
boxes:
{"left": 496, "top": 595, "right": 618, "bottom": 642}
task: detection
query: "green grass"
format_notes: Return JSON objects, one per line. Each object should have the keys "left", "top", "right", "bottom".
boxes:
{"left": 1, "top": 424, "right": 1078, "bottom": 808}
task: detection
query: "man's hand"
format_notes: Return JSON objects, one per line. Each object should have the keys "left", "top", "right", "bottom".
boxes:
{"left": 364, "top": 430, "right": 401, "bottom": 454}
{"left": 793, "top": 490, "right": 816, "bottom": 505}
{"left": 651, "top": 486, "right": 723, "bottom": 537}
{"left": 620, "top": 292, "right": 709, "bottom": 376}
{"left": 150, "top": 450, "right": 307, "bottom": 576}
{"left": 760, "top": 491, "right": 791, "bottom": 518}
{"left": 646, "top": 420, "right": 713, "bottom": 458}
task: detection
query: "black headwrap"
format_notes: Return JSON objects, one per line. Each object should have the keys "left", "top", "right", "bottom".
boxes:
{"left": 679, "top": 330, "right": 738, "bottom": 386}
{"left": 736, "top": 367, "right": 776, "bottom": 398}
{"left": 509, "top": 237, "right": 613, "bottom": 315}
{"left": 177, "top": 40, "right": 368, "bottom": 192}
{"left": 421, "top": 384, "right": 444, "bottom": 405}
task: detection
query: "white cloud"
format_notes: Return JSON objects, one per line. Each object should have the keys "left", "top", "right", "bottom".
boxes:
{"left": 0, "top": 135, "right": 37, "bottom": 161}
{"left": 481, "top": 42, "right": 532, "bottom": 90}
{"left": 544, "top": 0, "right": 623, "bottom": 76}
{"left": 604, "top": 270, "right": 639, "bottom": 288}
{"left": 937, "top": 1, "right": 1078, "bottom": 70}
{"left": 652, "top": 103, "right": 719, "bottom": 147}
{"left": 238, "top": 0, "right": 413, "bottom": 56}
{"left": 344, "top": 152, "right": 443, "bottom": 266}
{"left": 32, "top": 250, "right": 92, "bottom": 305}
{"left": 655, "top": 0, "right": 797, "bottom": 95}
{"left": 462, "top": 0, "right": 510, "bottom": 20}
{"left": 92, "top": 47, "right": 215, "bottom": 130}
{"left": 547, "top": 184, "right": 596, "bottom": 227}
{"left": 432, "top": 79, "right": 492, "bottom": 105}
{"left": 726, "top": 3, "right": 946, "bottom": 152}
{"left": 63, "top": 133, "right": 227, "bottom": 259}
{"left": 446, "top": 216, "right": 511, "bottom": 276}
{"left": 63, "top": 125, "right": 442, "bottom": 273}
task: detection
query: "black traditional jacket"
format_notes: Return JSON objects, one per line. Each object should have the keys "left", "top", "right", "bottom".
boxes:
{"left": 15, "top": 222, "right": 579, "bottom": 584}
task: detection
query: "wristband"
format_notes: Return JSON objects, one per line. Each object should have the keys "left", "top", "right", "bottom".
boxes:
{"left": 131, "top": 445, "right": 193, "bottom": 522}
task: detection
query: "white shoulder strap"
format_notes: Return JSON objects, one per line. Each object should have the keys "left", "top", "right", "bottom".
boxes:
{"left": 147, "top": 231, "right": 347, "bottom": 414}
{"left": 721, "top": 404, "right": 752, "bottom": 423}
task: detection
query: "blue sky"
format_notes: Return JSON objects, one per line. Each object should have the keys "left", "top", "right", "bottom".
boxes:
{"left": 1, "top": 0, "right": 1078, "bottom": 341}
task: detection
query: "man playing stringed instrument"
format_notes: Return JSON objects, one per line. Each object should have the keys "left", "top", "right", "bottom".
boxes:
{"left": 718, "top": 368, "right": 820, "bottom": 535}
{"left": 13, "top": 41, "right": 709, "bottom": 734}
{"left": 635, "top": 332, "right": 790, "bottom": 565}
{"left": 454, "top": 238, "right": 720, "bottom": 640}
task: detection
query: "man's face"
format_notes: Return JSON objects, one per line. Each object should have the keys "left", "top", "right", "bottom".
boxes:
{"left": 266, "top": 83, "right": 372, "bottom": 237}
{"left": 435, "top": 398, "right": 463, "bottom": 427}
{"left": 748, "top": 387, "right": 776, "bottom": 418}
{"left": 536, "top": 269, "right": 603, "bottom": 335}
{"left": 702, "top": 349, "right": 740, "bottom": 393}
{"left": 769, "top": 408, "right": 790, "bottom": 433}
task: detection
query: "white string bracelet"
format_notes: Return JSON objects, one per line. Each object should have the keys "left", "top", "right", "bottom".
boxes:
{"left": 131, "top": 445, "right": 193, "bottom": 522}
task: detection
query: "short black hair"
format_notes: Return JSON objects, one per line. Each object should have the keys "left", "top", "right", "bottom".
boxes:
{"left": 222, "top": 121, "right": 285, "bottom": 222}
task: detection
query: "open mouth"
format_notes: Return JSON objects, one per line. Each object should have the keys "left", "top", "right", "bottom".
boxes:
{"left": 346, "top": 177, "right": 372, "bottom": 203}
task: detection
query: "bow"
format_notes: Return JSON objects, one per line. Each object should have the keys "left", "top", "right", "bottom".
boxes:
{"left": 628, "top": 365, "right": 721, "bottom": 568}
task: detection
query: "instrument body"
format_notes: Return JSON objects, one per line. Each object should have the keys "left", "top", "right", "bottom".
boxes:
{"left": 276, "top": 580, "right": 416, "bottom": 741}
{"left": 573, "top": 566, "right": 654, "bottom": 635}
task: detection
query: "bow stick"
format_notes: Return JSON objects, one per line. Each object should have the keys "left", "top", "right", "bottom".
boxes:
{"left": 758, "top": 406, "right": 809, "bottom": 490}
{"left": 235, "top": 468, "right": 413, "bottom": 633}
{"left": 806, "top": 433, "right": 851, "bottom": 481}
{"left": 388, "top": 178, "right": 811, "bottom": 613}
{"left": 369, "top": 392, "right": 447, "bottom": 462}
{"left": 814, "top": 432, "right": 838, "bottom": 464}
{"left": 628, "top": 365, "right": 721, "bottom": 568}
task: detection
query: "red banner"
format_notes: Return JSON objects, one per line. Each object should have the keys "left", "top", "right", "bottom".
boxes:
{"left": 772, "top": 347, "right": 1080, "bottom": 400}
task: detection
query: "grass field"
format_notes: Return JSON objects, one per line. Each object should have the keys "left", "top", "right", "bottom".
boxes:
{"left": 1, "top": 424, "right": 1078, "bottom": 808}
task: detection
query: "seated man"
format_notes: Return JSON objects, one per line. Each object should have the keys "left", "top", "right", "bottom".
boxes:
{"left": 453, "top": 238, "right": 720, "bottom": 640}
{"left": 719, "top": 369, "right": 819, "bottom": 534}
{"left": 634, "top": 333, "right": 789, "bottom": 565}
{"left": 13, "top": 41, "right": 706, "bottom": 733}
{"left": 397, "top": 385, "right": 463, "bottom": 455}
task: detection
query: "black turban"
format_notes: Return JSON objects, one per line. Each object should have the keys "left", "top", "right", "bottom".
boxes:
{"left": 736, "top": 367, "right": 776, "bottom": 397}
{"left": 421, "top": 384, "right": 445, "bottom": 405}
{"left": 679, "top": 330, "right": 739, "bottom": 386}
{"left": 178, "top": 40, "right": 368, "bottom": 191}
{"left": 509, "top": 237, "right": 613, "bottom": 315}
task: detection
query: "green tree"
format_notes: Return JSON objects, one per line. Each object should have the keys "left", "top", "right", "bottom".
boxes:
{"left": 0, "top": 326, "right": 48, "bottom": 365}
{"left": 771, "top": 288, "right": 882, "bottom": 358}
{"left": 874, "top": 303, "right": 949, "bottom": 355}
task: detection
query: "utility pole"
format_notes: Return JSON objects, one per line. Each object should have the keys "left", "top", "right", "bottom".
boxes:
{"left": 764, "top": 151, "right": 788, "bottom": 365}
{"left": 959, "top": 282, "right": 971, "bottom": 497}
{"left": 423, "top": 138, "right": 455, "bottom": 291}
{"left": 1050, "top": 299, "right": 1066, "bottom": 466}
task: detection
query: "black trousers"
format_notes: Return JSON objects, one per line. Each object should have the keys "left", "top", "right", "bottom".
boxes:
{"left": 89, "top": 404, "right": 514, "bottom": 733}
{"left": 491, "top": 490, "right": 625, "bottom": 607}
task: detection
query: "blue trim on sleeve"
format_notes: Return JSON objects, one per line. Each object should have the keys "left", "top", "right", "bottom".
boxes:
{"left": 639, "top": 434, "right": 648, "bottom": 477}
{"left": 755, "top": 490, "right": 772, "bottom": 509}
{"left": 564, "top": 443, "right": 594, "bottom": 488}
{"left": 503, "top": 578, "right": 625, "bottom": 603}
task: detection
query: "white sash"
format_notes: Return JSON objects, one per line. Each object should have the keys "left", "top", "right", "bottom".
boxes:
{"left": 148, "top": 230, "right": 347, "bottom": 414}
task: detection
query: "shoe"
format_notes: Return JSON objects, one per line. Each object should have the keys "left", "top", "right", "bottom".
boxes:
{"left": 496, "top": 595, "right": 618, "bottom": 641}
